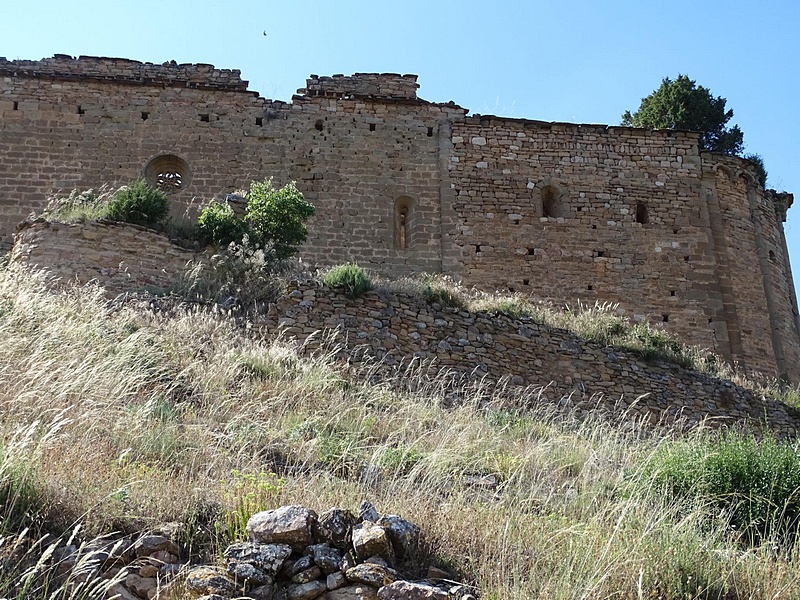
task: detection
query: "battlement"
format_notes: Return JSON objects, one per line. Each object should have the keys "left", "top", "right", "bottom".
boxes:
{"left": 298, "top": 73, "right": 419, "bottom": 100}
{"left": 0, "top": 55, "right": 250, "bottom": 92}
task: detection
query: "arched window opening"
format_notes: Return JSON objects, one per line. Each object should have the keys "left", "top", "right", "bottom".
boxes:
{"left": 636, "top": 202, "right": 649, "bottom": 224}
{"left": 394, "top": 196, "right": 415, "bottom": 250}
{"left": 144, "top": 154, "right": 190, "bottom": 194}
{"left": 541, "top": 185, "right": 566, "bottom": 218}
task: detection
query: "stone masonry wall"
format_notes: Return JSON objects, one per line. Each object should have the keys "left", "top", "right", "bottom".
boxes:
{"left": 1, "top": 55, "right": 798, "bottom": 382}
{"left": 257, "top": 281, "right": 800, "bottom": 438}
{"left": 10, "top": 219, "right": 205, "bottom": 295}
{"left": 9, "top": 219, "right": 800, "bottom": 437}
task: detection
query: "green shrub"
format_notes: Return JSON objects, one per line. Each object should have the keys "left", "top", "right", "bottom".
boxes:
{"left": 194, "top": 201, "right": 247, "bottom": 246}
{"left": 323, "top": 263, "right": 373, "bottom": 298}
{"left": 245, "top": 180, "right": 316, "bottom": 260}
{"left": 640, "top": 433, "right": 800, "bottom": 545}
{"left": 744, "top": 153, "right": 768, "bottom": 188}
{"left": 106, "top": 180, "right": 169, "bottom": 227}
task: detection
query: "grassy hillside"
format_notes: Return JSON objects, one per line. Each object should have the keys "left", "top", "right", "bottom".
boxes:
{"left": 1, "top": 265, "right": 799, "bottom": 599}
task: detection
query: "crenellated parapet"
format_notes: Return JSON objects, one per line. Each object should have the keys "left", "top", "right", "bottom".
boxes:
{"left": 0, "top": 55, "right": 250, "bottom": 91}
{"left": 298, "top": 73, "right": 420, "bottom": 100}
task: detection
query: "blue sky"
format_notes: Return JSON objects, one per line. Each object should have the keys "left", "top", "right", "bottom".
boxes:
{"left": 3, "top": 0, "right": 800, "bottom": 292}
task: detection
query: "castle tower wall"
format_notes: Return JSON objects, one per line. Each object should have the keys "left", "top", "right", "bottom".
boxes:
{"left": 1, "top": 56, "right": 798, "bottom": 380}
{"left": 0, "top": 56, "right": 460, "bottom": 276}
{"left": 446, "top": 116, "right": 726, "bottom": 354}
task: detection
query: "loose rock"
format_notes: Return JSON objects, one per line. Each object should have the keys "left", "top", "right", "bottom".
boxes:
{"left": 286, "top": 579, "right": 326, "bottom": 600}
{"left": 352, "top": 524, "right": 392, "bottom": 562}
{"left": 327, "top": 585, "right": 380, "bottom": 600}
{"left": 248, "top": 506, "right": 317, "bottom": 550}
{"left": 345, "top": 563, "right": 399, "bottom": 588}
{"left": 314, "top": 508, "right": 354, "bottom": 549}
{"left": 185, "top": 566, "right": 237, "bottom": 597}
{"left": 377, "top": 581, "right": 450, "bottom": 599}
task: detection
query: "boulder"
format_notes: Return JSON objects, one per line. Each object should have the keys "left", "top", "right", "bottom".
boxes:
{"left": 345, "top": 564, "right": 399, "bottom": 588}
{"left": 326, "top": 585, "right": 380, "bottom": 599}
{"left": 314, "top": 508, "right": 354, "bottom": 549}
{"left": 225, "top": 542, "right": 292, "bottom": 578}
{"left": 377, "top": 516, "right": 419, "bottom": 559}
{"left": 351, "top": 524, "right": 392, "bottom": 562}
{"left": 133, "top": 534, "right": 181, "bottom": 558}
{"left": 376, "top": 581, "right": 449, "bottom": 599}
{"left": 291, "top": 566, "right": 322, "bottom": 584}
{"left": 358, "top": 501, "right": 379, "bottom": 523}
{"left": 308, "top": 543, "right": 343, "bottom": 575}
{"left": 286, "top": 579, "right": 326, "bottom": 600}
{"left": 185, "top": 566, "right": 238, "bottom": 597}
{"left": 248, "top": 506, "right": 317, "bottom": 550}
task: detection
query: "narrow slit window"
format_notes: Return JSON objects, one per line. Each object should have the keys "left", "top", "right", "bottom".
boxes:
{"left": 255, "top": 117, "right": 263, "bottom": 126}
{"left": 636, "top": 202, "right": 649, "bottom": 224}
{"left": 394, "top": 196, "right": 415, "bottom": 250}
{"left": 398, "top": 209, "right": 408, "bottom": 250}
{"left": 12, "top": 101, "right": 18, "bottom": 111}
{"left": 141, "top": 112, "right": 149, "bottom": 121}
{"left": 369, "top": 123, "right": 376, "bottom": 132}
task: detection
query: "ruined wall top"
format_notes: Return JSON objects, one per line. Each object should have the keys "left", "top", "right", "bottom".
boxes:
{"left": 0, "top": 55, "right": 250, "bottom": 92}
{"left": 298, "top": 73, "right": 419, "bottom": 100}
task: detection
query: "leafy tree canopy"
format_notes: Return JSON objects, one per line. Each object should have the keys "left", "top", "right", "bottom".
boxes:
{"left": 622, "top": 75, "right": 744, "bottom": 155}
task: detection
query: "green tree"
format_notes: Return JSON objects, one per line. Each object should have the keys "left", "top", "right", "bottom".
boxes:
{"left": 245, "top": 179, "right": 316, "bottom": 260}
{"left": 622, "top": 75, "right": 744, "bottom": 155}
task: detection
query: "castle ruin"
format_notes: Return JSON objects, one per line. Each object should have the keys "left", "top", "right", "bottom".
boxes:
{"left": 1, "top": 55, "right": 798, "bottom": 381}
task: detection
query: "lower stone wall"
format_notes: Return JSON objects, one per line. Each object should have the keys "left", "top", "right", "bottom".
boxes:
{"left": 257, "top": 281, "right": 800, "bottom": 438}
{"left": 9, "top": 219, "right": 799, "bottom": 437}
{"left": 9, "top": 219, "right": 205, "bottom": 296}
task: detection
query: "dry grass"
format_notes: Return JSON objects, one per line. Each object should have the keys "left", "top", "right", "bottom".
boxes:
{"left": 381, "top": 274, "right": 800, "bottom": 407}
{"left": 0, "top": 267, "right": 799, "bottom": 598}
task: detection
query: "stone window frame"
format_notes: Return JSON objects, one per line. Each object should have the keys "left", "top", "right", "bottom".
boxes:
{"left": 144, "top": 154, "right": 191, "bottom": 194}
{"left": 537, "top": 179, "right": 569, "bottom": 219}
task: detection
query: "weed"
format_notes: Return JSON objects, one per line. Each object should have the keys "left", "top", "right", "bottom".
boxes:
{"left": 323, "top": 263, "right": 373, "bottom": 298}
{"left": 221, "top": 470, "right": 285, "bottom": 542}
{"left": 640, "top": 432, "right": 800, "bottom": 545}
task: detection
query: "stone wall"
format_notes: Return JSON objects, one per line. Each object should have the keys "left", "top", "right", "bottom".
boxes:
{"left": 1, "top": 55, "right": 798, "bottom": 381}
{"left": 10, "top": 219, "right": 204, "bottom": 295}
{"left": 256, "top": 281, "right": 800, "bottom": 438}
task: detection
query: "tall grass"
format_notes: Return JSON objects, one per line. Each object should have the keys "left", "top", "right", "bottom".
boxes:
{"left": 0, "top": 266, "right": 798, "bottom": 598}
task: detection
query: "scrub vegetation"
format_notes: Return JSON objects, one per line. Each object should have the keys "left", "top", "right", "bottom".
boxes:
{"left": 0, "top": 263, "right": 799, "bottom": 599}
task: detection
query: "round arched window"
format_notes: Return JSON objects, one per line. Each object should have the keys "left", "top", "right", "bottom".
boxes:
{"left": 144, "top": 154, "right": 190, "bottom": 194}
